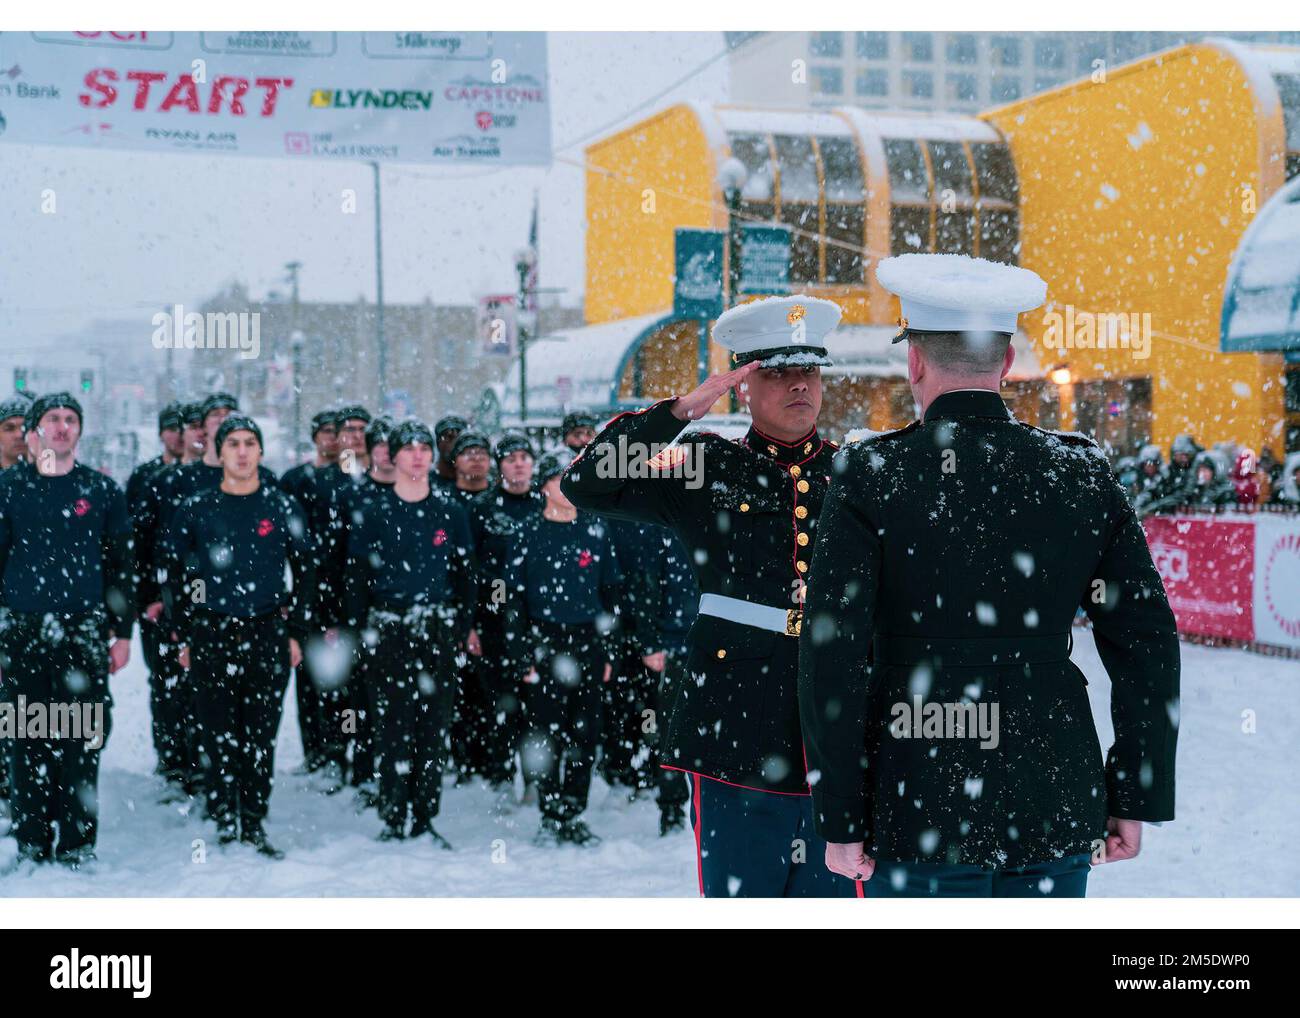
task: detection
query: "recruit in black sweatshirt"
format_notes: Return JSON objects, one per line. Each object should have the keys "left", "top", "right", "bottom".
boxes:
{"left": 159, "top": 483, "right": 316, "bottom": 641}
{"left": 468, "top": 485, "right": 544, "bottom": 601}
{"left": 344, "top": 486, "right": 477, "bottom": 639}
{"left": 506, "top": 513, "right": 622, "bottom": 628}
{"left": 0, "top": 461, "right": 135, "bottom": 638}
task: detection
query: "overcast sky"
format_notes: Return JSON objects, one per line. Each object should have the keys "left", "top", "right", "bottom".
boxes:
{"left": 0, "top": 32, "right": 730, "bottom": 350}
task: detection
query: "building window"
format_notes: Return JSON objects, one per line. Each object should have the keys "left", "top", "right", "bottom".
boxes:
{"left": 991, "top": 35, "right": 1021, "bottom": 67}
{"left": 945, "top": 73, "right": 978, "bottom": 103}
{"left": 810, "top": 32, "right": 843, "bottom": 58}
{"left": 946, "top": 34, "right": 977, "bottom": 65}
{"left": 855, "top": 68, "right": 889, "bottom": 97}
{"left": 727, "top": 133, "right": 776, "bottom": 224}
{"left": 990, "top": 75, "right": 1022, "bottom": 102}
{"left": 856, "top": 31, "right": 889, "bottom": 60}
{"left": 1034, "top": 36, "right": 1065, "bottom": 69}
{"left": 811, "top": 66, "right": 843, "bottom": 96}
{"left": 929, "top": 141, "right": 975, "bottom": 255}
{"left": 1033, "top": 76, "right": 1063, "bottom": 93}
{"left": 902, "top": 70, "right": 934, "bottom": 99}
{"left": 774, "top": 135, "right": 820, "bottom": 283}
{"left": 902, "top": 32, "right": 933, "bottom": 62}
{"left": 884, "top": 138, "right": 931, "bottom": 256}
{"left": 820, "top": 136, "right": 867, "bottom": 283}
{"left": 971, "top": 142, "right": 1021, "bottom": 264}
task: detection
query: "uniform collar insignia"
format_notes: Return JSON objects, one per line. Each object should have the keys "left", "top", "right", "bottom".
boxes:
{"left": 744, "top": 424, "right": 822, "bottom": 466}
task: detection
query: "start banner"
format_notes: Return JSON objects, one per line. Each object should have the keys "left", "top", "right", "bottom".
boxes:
{"left": 1143, "top": 512, "right": 1300, "bottom": 650}
{"left": 0, "top": 31, "right": 551, "bottom": 165}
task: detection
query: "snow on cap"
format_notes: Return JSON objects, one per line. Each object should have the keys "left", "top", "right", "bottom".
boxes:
{"left": 876, "top": 254, "right": 1046, "bottom": 341}
{"left": 712, "top": 294, "right": 840, "bottom": 367}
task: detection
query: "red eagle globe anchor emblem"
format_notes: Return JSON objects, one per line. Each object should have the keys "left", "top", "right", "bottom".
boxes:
{"left": 433, "top": 529, "right": 448, "bottom": 547}
{"left": 72, "top": 498, "right": 91, "bottom": 517}
{"left": 577, "top": 550, "right": 593, "bottom": 569}
{"left": 256, "top": 518, "right": 275, "bottom": 538}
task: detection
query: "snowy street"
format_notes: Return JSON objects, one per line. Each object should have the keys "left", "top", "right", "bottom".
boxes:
{"left": 2, "top": 627, "right": 1294, "bottom": 897}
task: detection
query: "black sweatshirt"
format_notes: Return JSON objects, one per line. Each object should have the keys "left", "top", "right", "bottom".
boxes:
{"left": 468, "top": 485, "right": 544, "bottom": 608}
{"left": 159, "top": 483, "right": 316, "bottom": 641}
{"left": 126, "top": 456, "right": 174, "bottom": 608}
{"left": 0, "top": 461, "right": 136, "bottom": 638}
{"left": 505, "top": 512, "right": 622, "bottom": 630}
{"left": 344, "top": 486, "right": 477, "bottom": 639}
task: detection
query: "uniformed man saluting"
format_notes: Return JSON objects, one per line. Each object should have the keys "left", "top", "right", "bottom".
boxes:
{"left": 561, "top": 294, "right": 858, "bottom": 898}
{"left": 798, "top": 254, "right": 1180, "bottom": 897}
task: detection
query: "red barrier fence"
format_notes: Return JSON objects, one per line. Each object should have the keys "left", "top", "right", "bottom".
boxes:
{"left": 1142, "top": 509, "right": 1300, "bottom": 653}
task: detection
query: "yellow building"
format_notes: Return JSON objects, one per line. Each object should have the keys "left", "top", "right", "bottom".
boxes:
{"left": 553, "top": 40, "right": 1300, "bottom": 453}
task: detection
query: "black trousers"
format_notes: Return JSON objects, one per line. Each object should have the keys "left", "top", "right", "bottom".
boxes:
{"left": 650, "top": 637, "right": 690, "bottom": 809}
{"left": 370, "top": 606, "right": 456, "bottom": 830}
{"left": 0, "top": 610, "right": 112, "bottom": 860}
{"left": 600, "top": 637, "right": 647, "bottom": 786}
{"left": 475, "top": 607, "right": 526, "bottom": 785}
{"left": 190, "top": 611, "right": 289, "bottom": 828}
{"left": 312, "top": 630, "right": 372, "bottom": 782}
{"left": 141, "top": 617, "right": 189, "bottom": 779}
{"left": 522, "top": 621, "right": 606, "bottom": 823}
{"left": 294, "top": 628, "right": 330, "bottom": 771}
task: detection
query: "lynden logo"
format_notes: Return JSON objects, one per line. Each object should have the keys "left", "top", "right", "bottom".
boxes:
{"left": 1041, "top": 305, "right": 1151, "bottom": 360}
{"left": 577, "top": 549, "right": 593, "bottom": 569}
{"left": 309, "top": 88, "right": 433, "bottom": 111}
{"left": 256, "top": 518, "right": 274, "bottom": 538}
{"left": 151, "top": 304, "right": 260, "bottom": 360}
{"left": 432, "top": 528, "right": 448, "bottom": 547}
{"left": 50, "top": 948, "right": 151, "bottom": 998}
{"left": 72, "top": 498, "right": 91, "bottom": 517}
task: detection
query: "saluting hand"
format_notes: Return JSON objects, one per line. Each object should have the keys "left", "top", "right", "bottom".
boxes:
{"left": 826, "top": 841, "right": 875, "bottom": 882}
{"left": 669, "top": 361, "right": 759, "bottom": 422}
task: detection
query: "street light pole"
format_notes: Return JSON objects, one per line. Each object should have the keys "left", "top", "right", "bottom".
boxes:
{"left": 515, "top": 246, "right": 537, "bottom": 424}
{"left": 371, "top": 161, "right": 387, "bottom": 409}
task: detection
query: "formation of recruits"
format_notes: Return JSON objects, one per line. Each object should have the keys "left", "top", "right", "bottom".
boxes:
{"left": 0, "top": 389, "right": 698, "bottom": 866}
{"left": 1116, "top": 435, "right": 1291, "bottom": 514}
{"left": 2, "top": 252, "right": 1179, "bottom": 896}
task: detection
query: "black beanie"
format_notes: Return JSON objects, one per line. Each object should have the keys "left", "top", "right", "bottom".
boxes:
{"left": 388, "top": 418, "right": 436, "bottom": 461}
{"left": 158, "top": 401, "right": 183, "bottom": 432}
{"left": 181, "top": 402, "right": 205, "bottom": 426}
{"left": 451, "top": 430, "right": 490, "bottom": 460}
{"left": 201, "top": 392, "right": 239, "bottom": 419}
{"left": 435, "top": 414, "right": 469, "bottom": 439}
{"left": 494, "top": 432, "right": 534, "bottom": 462}
{"left": 365, "top": 415, "right": 396, "bottom": 455}
{"left": 25, "top": 391, "right": 83, "bottom": 434}
{"left": 214, "top": 413, "right": 263, "bottom": 453}
{"left": 561, "top": 410, "right": 599, "bottom": 435}
{"left": 337, "top": 404, "right": 372, "bottom": 425}
{"left": 0, "top": 397, "right": 30, "bottom": 423}
{"left": 534, "top": 448, "right": 574, "bottom": 487}
{"left": 310, "top": 409, "right": 340, "bottom": 437}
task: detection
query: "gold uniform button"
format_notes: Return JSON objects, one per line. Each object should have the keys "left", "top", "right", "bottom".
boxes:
{"left": 797, "top": 532, "right": 809, "bottom": 546}
{"left": 789, "top": 465, "right": 801, "bottom": 478}
{"left": 716, "top": 648, "right": 727, "bottom": 659}
{"left": 796, "top": 560, "right": 809, "bottom": 573}
{"left": 767, "top": 444, "right": 778, "bottom": 456}
{"left": 739, "top": 502, "right": 750, "bottom": 513}
{"left": 797, "top": 479, "right": 810, "bottom": 493}
{"left": 795, "top": 505, "right": 808, "bottom": 519}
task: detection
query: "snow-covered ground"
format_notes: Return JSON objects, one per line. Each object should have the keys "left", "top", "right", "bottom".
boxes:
{"left": 1, "top": 628, "right": 1296, "bottom": 897}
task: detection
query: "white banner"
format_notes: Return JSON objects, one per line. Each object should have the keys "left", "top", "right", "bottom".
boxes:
{"left": 0, "top": 31, "right": 551, "bottom": 165}
{"left": 1251, "top": 513, "right": 1300, "bottom": 650}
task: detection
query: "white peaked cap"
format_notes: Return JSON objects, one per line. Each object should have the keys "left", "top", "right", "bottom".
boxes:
{"left": 875, "top": 254, "right": 1047, "bottom": 340}
{"left": 711, "top": 294, "right": 841, "bottom": 366}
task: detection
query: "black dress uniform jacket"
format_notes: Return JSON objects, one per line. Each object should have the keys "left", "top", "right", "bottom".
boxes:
{"left": 561, "top": 397, "right": 838, "bottom": 795}
{"left": 798, "top": 389, "right": 1180, "bottom": 869}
